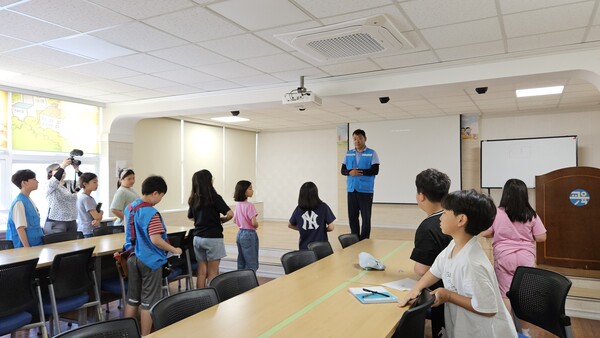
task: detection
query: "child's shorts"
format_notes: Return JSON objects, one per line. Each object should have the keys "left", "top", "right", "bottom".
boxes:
{"left": 193, "top": 236, "right": 226, "bottom": 262}
{"left": 127, "top": 255, "right": 163, "bottom": 310}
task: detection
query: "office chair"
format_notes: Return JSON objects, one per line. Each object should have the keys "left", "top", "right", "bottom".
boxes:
{"left": 43, "top": 246, "right": 103, "bottom": 335}
{"left": 42, "top": 231, "right": 84, "bottom": 244}
{"left": 0, "top": 258, "right": 48, "bottom": 338}
{"left": 307, "top": 241, "right": 334, "bottom": 260}
{"left": 280, "top": 250, "right": 317, "bottom": 275}
{"left": 338, "top": 233, "right": 359, "bottom": 248}
{"left": 507, "top": 266, "right": 573, "bottom": 338}
{"left": 0, "top": 239, "right": 14, "bottom": 250}
{"left": 392, "top": 289, "right": 435, "bottom": 338}
{"left": 208, "top": 269, "right": 259, "bottom": 302}
{"left": 162, "top": 231, "right": 194, "bottom": 296}
{"left": 93, "top": 225, "right": 125, "bottom": 236}
{"left": 53, "top": 317, "right": 140, "bottom": 338}
{"left": 150, "top": 287, "right": 219, "bottom": 330}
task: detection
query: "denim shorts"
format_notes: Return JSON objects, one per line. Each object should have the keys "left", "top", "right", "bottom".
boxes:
{"left": 193, "top": 237, "right": 226, "bottom": 262}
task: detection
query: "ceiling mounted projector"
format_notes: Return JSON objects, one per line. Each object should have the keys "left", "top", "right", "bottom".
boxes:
{"left": 282, "top": 76, "right": 322, "bottom": 110}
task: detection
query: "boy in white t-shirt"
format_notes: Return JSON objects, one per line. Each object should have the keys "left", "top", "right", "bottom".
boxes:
{"left": 399, "top": 190, "right": 517, "bottom": 338}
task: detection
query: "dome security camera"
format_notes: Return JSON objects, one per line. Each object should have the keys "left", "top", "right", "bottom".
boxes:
{"left": 379, "top": 96, "right": 390, "bottom": 104}
{"left": 475, "top": 87, "right": 488, "bottom": 94}
{"left": 231, "top": 110, "right": 240, "bottom": 116}
{"left": 299, "top": 106, "right": 306, "bottom": 111}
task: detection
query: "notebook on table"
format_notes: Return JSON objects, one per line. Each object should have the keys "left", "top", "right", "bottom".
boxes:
{"left": 348, "top": 286, "right": 398, "bottom": 304}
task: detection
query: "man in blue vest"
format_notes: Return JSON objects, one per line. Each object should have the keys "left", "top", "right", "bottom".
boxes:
{"left": 7, "top": 169, "right": 44, "bottom": 247}
{"left": 341, "top": 129, "right": 380, "bottom": 240}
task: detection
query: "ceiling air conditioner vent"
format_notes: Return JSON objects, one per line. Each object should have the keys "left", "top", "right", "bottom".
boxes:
{"left": 275, "top": 14, "right": 413, "bottom": 62}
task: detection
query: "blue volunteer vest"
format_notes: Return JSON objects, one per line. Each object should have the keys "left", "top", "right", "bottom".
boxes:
{"left": 128, "top": 198, "right": 168, "bottom": 270}
{"left": 7, "top": 193, "right": 44, "bottom": 248}
{"left": 345, "top": 148, "right": 376, "bottom": 193}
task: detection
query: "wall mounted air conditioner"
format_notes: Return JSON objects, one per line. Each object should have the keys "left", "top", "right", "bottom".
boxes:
{"left": 275, "top": 14, "right": 413, "bottom": 62}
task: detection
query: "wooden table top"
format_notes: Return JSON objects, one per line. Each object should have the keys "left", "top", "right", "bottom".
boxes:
{"left": 147, "top": 239, "right": 417, "bottom": 338}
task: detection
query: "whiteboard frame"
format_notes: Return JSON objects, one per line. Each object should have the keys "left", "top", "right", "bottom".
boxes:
{"left": 480, "top": 135, "right": 578, "bottom": 189}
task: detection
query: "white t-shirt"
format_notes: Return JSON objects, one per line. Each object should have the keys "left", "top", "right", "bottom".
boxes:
{"left": 11, "top": 197, "right": 39, "bottom": 229}
{"left": 430, "top": 237, "right": 517, "bottom": 338}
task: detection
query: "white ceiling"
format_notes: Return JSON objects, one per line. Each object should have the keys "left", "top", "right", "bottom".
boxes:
{"left": 1, "top": 0, "right": 600, "bottom": 132}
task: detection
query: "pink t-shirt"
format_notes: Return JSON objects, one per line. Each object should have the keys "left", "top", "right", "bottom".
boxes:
{"left": 490, "top": 208, "right": 546, "bottom": 259}
{"left": 234, "top": 201, "right": 258, "bottom": 230}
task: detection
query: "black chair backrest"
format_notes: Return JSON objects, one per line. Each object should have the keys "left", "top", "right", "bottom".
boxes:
{"left": 184, "top": 228, "right": 197, "bottom": 264}
{"left": 0, "top": 258, "right": 39, "bottom": 317}
{"left": 49, "top": 246, "right": 96, "bottom": 298}
{"left": 507, "top": 266, "right": 572, "bottom": 338}
{"left": 42, "top": 231, "right": 84, "bottom": 244}
{"left": 280, "top": 250, "right": 318, "bottom": 275}
{"left": 0, "top": 239, "right": 14, "bottom": 250}
{"left": 53, "top": 317, "right": 140, "bottom": 338}
{"left": 208, "top": 269, "right": 259, "bottom": 302}
{"left": 307, "top": 241, "right": 334, "bottom": 260}
{"left": 392, "top": 289, "right": 435, "bottom": 338}
{"left": 166, "top": 231, "right": 187, "bottom": 268}
{"left": 150, "top": 287, "right": 219, "bottom": 330}
{"left": 338, "top": 234, "right": 359, "bottom": 248}
{"left": 93, "top": 225, "right": 125, "bottom": 237}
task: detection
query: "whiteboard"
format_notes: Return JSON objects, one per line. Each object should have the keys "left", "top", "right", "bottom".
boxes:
{"left": 480, "top": 136, "right": 577, "bottom": 188}
{"left": 349, "top": 116, "right": 461, "bottom": 204}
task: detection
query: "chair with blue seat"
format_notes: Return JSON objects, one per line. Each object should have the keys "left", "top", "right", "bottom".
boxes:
{"left": 42, "top": 231, "right": 84, "bottom": 244}
{"left": 0, "top": 258, "right": 48, "bottom": 338}
{"left": 43, "top": 246, "right": 103, "bottom": 335}
{"left": 162, "top": 231, "right": 194, "bottom": 296}
{"left": 150, "top": 287, "right": 219, "bottom": 330}
{"left": 392, "top": 288, "right": 435, "bottom": 338}
{"left": 208, "top": 269, "right": 259, "bottom": 302}
{"left": 507, "top": 266, "right": 573, "bottom": 338}
{"left": 280, "top": 250, "right": 318, "bottom": 275}
{"left": 92, "top": 225, "right": 125, "bottom": 237}
{"left": 0, "top": 239, "right": 14, "bottom": 250}
{"left": 53, "top": 317, "right": 140, "bottom": 338}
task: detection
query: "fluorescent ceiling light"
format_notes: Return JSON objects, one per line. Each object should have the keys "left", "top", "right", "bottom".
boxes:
{"left": 0, "top": 69, "right": 22, "bottom": 78}
{"left": 211, "top": 116, "right": 249, "bottom": 123}
{"left": 516, "top": 85, "right": 564, "bottom": 97}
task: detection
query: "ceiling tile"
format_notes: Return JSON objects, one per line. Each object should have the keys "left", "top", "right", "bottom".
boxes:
{"left": 0, "top": 10, "right": 76, "bottom": 42}
{"left": 0, "top": 34, "right": 28, "bottom": 52}
{"left": 240, "top": 53, "right": 311, "bottom": 73}
{"left": 11, "top": 0, "right": 131, "bottom": 32}
{"left": 271, "top": 67, "right": 328, "bottom": 82}
{"left": 4, "top": 75, "right": 72, "bottom": 90}
{"left": 82, "top": 80, "right": 144, "bottom": 93}
{"left": 318, "top": 59, "right": 380, "bottom": 76}
{"left": 91, "top": 22, "right": 187, "bottom": 53}
{"left": 508, "top": 29, "right": 586, "bottom": 52}
{"left": 255, "top": 21, "right": 321, "bottom": 52}
{"left": 294, "top": 0, "right": 391, "bottom": 18}
{"left": 91, "top": 93, "right": 137, "bottom": 103}
{"left": 116, "top": 74, "right": 181, "bottom": 89}
{"left": 153, "top": 68, "right": 220, "bottom": 84}
{"left": 586, "top": 25, "right": 600, "bottom": 42}
{"left": 421, "top": 17, "right": 502, "bottom": 49}
{"left": 44, "top": 34, "right": 135, "bottom": 60}
{"left": 209, "top": 0, "right": 311, "bottom": 30}
{"left": 53, "top": 84, "right": 110, "bottom": 97}
{"left": 149, "top": 44, "right": 229, "bottom": 67}
{"left": 5, "top": 45, "right": 92, "bottom": 67}
{"left": 88, "top": 0, "right": 196, "bottom": 20}
{"left": 400, "top": 0, "right": 497, "bottom": 29}
{"left": 230, "top": 74, "right": 284, "bottom": 87}
{"left": 143, "top": 7, "right": 244, "bottom": 43}
{"left": 34, "top": 69, "right": 98, "bottom": 84}
{"left": 436, "top": 40, "right": 505, "bottom": 61}
{"left": 499, "top": 0, "right": 586, "bottom": 14}
{"left": 503, "top": 2, "right": 595, "bottom": 38}
{"left": 156, "top": 85, "right": 203, "bottom": 96}
{"left": 199, "top": 34, "right": 282, "bottom": 60}
{"left": 107, "top": 53, "right": 183, "bottom": 73}
{"left": 193, "top": 79, "right": 242, "bottom": 91}
{"left": 123, "top": 89, "right": 168, "bottom": 99}
{"left": 195, "top": 61, "right": 262, "bottom": 78}
{"left": 320, "top": 5, "right": 411, "bottom": 30}
{"left": 0, "top": 55, "right": 52, "bottom": 73}
{"left": 372, "top": 50, "right": 439, "bottom": 69}
{"left": 67, "top": 62, "right": 141, "bottom": 79}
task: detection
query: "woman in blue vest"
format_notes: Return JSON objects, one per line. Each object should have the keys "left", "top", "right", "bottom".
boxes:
{"left": 7, "top": 169, "right": 44, "bottom": 247}
{"left": 341, "top": 129, "right": 380, "bottom": 240}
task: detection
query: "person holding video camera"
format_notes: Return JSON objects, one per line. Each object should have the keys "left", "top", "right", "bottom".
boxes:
{"left": 45, "top": 157, "right": 81, "bottom": 234}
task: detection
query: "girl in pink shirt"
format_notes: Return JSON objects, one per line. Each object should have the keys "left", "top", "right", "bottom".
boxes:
{"left": 233, "top": 180, "right": 259, "bottom": 271}
{"left": 481, "top": 179, "right": 547, "bottom": 336}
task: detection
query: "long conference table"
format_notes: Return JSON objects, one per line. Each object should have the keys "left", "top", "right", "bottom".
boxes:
{"left": 146, "top": 239, "right": 417, "bottom": 338}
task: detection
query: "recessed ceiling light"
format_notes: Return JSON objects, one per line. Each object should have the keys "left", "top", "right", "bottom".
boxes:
{"left": 516, "top": 85, "right": 564, "bottom": 98}
{"left": 0, "top": 69, "right": 22, "bottom": 78}
{"left": 211, "top": 116, "right": 249, "bottom": 123}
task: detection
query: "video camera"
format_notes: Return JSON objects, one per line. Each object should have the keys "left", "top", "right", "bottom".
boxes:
{"left": 69, "top": 149, "right": 83, "bottom": 166}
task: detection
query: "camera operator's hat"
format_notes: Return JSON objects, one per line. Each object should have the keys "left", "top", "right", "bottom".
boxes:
{"left": 46, "top": 163, "right": 60, "bottom": 174}
{"left": 358, "top": 252, "right": 385, "bottom": 270}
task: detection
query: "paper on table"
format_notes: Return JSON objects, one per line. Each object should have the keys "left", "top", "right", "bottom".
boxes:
{"left": 382, "top": 278, "right": 417, "bottom": 291}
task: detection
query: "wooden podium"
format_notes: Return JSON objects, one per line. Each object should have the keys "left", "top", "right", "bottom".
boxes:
{"left": 536, "top": 166, "right": 600, "bottom": 270}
